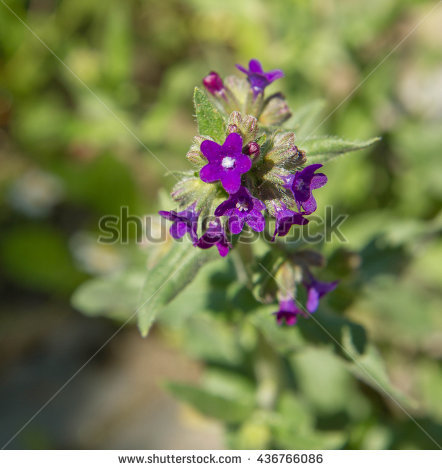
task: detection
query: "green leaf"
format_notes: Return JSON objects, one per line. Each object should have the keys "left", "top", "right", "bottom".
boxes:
{"left": 71, "top": 269, "right": 145, "bottom": 321}
{"left": 165, "top": 381, "right": 254, "bottom": 424}
{"left": 173, "top": 313, "right": 243, "bottom": 364}
{"left": 301, "top": 136, "right": 380, "bottom": 163}
{"left": 272, "top": 392, "right": 345, "bottom": 450}
{"left": 340, "top": 327, "right": 415, "bottom": 408}
{"left": 136, "top": 239, "right": 218, "bottom": 336}
{"left": 290, "top": 346, "right": 366, "bottom": 416}
{"left": 193, "top": 87, "right": 226, "bottom": 143}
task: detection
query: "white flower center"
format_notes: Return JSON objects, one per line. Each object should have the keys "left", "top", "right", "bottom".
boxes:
{"left": 236, "top": 201, "right": 249, "bottom": 212}
{"left": 221, "top": 156, "right": 235, "bottom": 169}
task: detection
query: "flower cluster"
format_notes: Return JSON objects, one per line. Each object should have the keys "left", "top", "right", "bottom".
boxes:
{"left": 160, "top": 59, "right": 337, "bottom": 324}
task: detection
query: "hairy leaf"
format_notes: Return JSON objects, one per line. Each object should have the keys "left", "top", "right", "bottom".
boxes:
{"left": 302, "top": 136, "right": 380, "bottom": 163}
{"left": 71, "top": 269, "right": 144, "bottom": 322}
{"left": 193, "top": 87, "right": 226, "bottom": 143}
{"left": 137, "top": 240, "right": 218, "bottom": 336}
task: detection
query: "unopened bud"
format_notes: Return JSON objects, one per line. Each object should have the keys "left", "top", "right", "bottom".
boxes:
{"left": 227, "top": 124, "right": 239, "bottom": 134}
{"left": 202, "top": 71, "right": 224, "bottom": 95}
{"left": 245, "top": 141, "right": 260, "bottom": 160}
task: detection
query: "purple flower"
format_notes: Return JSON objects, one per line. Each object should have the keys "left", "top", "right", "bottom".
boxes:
{"left": 272, "top": 202, "right": 310, "bottom": 241}
{"left": 200, "top": 133, "right": 252, "bottom": 194}
{"left": 304, "top": 274, "right": 338, "bottom": 313}
{"left": 195, "top": 218, "right": 232, "bottom": 257}
{"left": 214, "top": 186, "right": 266, "bottom": 235}
{"left": 159, "top": 205, "right": 198, "bottom": 243}
{"left": 203, "top": 71, "right": 225, "bottom": 96}
{"left": 236, "top": 59, "right": 284, "bottom": 97}
{"left": 284, "top": 164, "right": 327, "bottom": 213}
{"left": 273, "top": 298, "right": 304, "bottom": 326}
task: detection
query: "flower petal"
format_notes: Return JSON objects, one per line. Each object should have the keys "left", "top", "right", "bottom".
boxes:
{"left": 214, "top": 198, "right": 236, "bottom": 216}
{"left": 200, "top": 163, "right": 220, "bottom": 183}
{"left": 234, "top": 153, "right": 252, "bottom": 174}
{"left": 216, "top": 241, "right": 230, "bottom": 257}
{"left": 264, "top": 69, "right": 284, "bottom": 82}
{"left": 306, "top": 287, "right": 320, "bottom": 313}
{"left": 248, "top": 59, "right": 264, "bottom": 74}
{"left": 235, "top": 64, "right": 249, "bottom": 75}
{"left": 301, "top": 195, "right": 317, "bottom": 213}
{"left": 229, "top": 215, "right": 245, "bottom": 234}
{"left": 158, "top": 210, "right": 177, "bottom": 221}
{"left": 223, "top": 132, "right": 243, "bottom": 154}
{"left": 170, "top": 221, "right": 187, "bottom": 239}
{"left": 221, "top": 171, "right": 242, "bottom": 194}
{"left": 246, "top": 211, "right": 265, "bottom": 232}
{"left": 252, "top": 197, "right": 266, "bottom": 212}
{"left": 311, "top": 173, "right": 328, "bottom": 189}
{"left": 200, "top": 140, "right": 222, "bottom": 162}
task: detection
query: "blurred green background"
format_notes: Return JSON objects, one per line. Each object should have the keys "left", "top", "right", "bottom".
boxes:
{"left": 0, "top": 0, "right": 441, "bottom": 450}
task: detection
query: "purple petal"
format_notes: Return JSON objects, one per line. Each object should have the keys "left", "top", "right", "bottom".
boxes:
{"left": 170, "top": 221, "right": 187, "bottom": 239}
{"left": 214, "top": 198, "right": 236, "bottom": 216}
{"left": 303, "top": 163, "right": 323, "bottom": 172}
{"left": 216, "top": 241, "right": 230, "bottom": 257}
{"left": 315, "top": 280, "right": 339, "bottom": 297}
{"left": 221, "top": 172, "right": 242, "bottom": 194}
{"left": 306, "top": 287, "right": 320, "bottom": 313}
{"left": 234, "top": 153, "right": 252, "bottom": 174}
{"left": 253, "top": 197, "right": 266, "bottom": 212}
{"left": 301, "top": 195, "right": 317, "bottom": 213}
{"left": 248, "top": 59, "right": 264, "bottom": 74}
{"left": 235, "top": 64, "right": 249, "bottom": 74}
{"left": 223, "top": 132, "right": 243, "bottom": 153}
{"left": 200, "top": 163, "right": 220, "bottom": 183}
{"left": 200, "top": 140, "right": 222, "bottom": 162}
{"left": 311, "top": 173, "right": 327, "bottom": 189}
{"left": 158, "top": 210, "right": 176, "bottom": 221}
{"left": 285, "top": 314, "right": 298, "bottom": 326}
{"left": 246, "top": 211, "right": 265, "bottom": 232}
{"left": 264, "top": 69, "right": 284, "bottom": 82}
{"left": 229, "top": 215, "right": 246, "bottom": 234}
{"left": 294, "top": 185, "right": 312, "bottom": 203}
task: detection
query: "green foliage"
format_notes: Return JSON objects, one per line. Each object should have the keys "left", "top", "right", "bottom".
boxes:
{"left": 71, "top": 269, "right": 145, "bottom": 322}
{"left": 1, "top": 0, "right": 441, "bottom": 451}
{"left": 193, "top": 87, "right": 226, "bottom": 143}
{"left": 137, "top": 240, "right": 219, "bottom": 336}
{"left": 165, "top": 370, "right": 255, "bottom": 424}
{"left": 302, "top": 136, "right": 381, "bottom": 164}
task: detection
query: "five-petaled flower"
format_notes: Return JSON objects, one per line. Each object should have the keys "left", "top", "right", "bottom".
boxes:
{"left": 194, "top": 218, "right": 232, "bottom": 257}
{"left": 273, "top": 298, "right": 305, "bottom": 326}
{"left": 236, "top": 59, "right": 284, "bottom": 97}
{"left": 304, "top": 274, "right": 338, "bottom": 313}
{"left": 200, "top": 133, "right": 252, "bottom": 194}
{"left": 215, "top": 186, "right": 266, "bottom": 234}
{"left": 158, "top": 205, "right": 198, "bottom": 243}
{"left": 272, "top": 202, "right": 310, "bottom": 241}
{"left": 283, "top": 164, "right": 327, "bottom": 213}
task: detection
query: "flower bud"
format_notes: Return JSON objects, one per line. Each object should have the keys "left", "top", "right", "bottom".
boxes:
{"left": 227, "top": 111, "right": 258, "bottom": 144}
{"left": 227, "top": 124, "right": 239, "bottom": 134}
{"left": 245, "top": 141, "right": 260, "bottom": 160}
{"left": 202, "top": 71, "right": 225, "bottom": 95}
{"left": 259, "top": 92, "right": 292, "bottom": 126}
